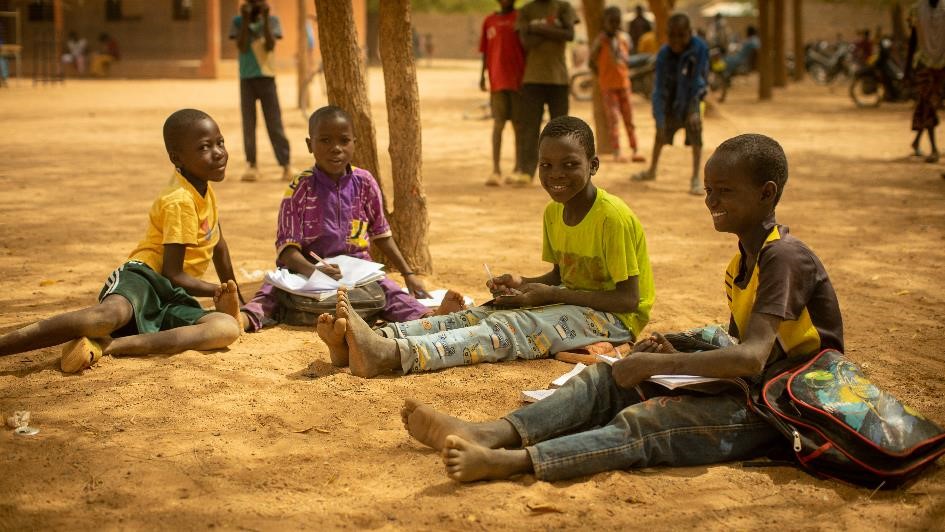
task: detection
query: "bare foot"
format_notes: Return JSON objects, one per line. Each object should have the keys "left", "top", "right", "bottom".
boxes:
{"left": 60, "top": 337, "right": 104, "bottom": 373}
{"left": 339, "top": 289, "right": 399, "bottom": 378}
{"left": 401, "top": 398, "right": 518, "bottom": 451}
{"left": 433, "top": 289, "right": 466, "bottom": 316}
{"left": 613, "top": 153, "right": 629, "bottom": 163}
{"left": 442, "top": 435, "right": 531, "bottom": 482}
{"left": 214, "top": 280, "right": 241, "bottom": 327}
{"left": 316, "top": 312, "right": 349, "bottom": 367}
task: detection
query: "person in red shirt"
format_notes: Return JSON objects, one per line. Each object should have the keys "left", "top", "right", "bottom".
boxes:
{"left": 480, "top": 0, "right": 526, "bottom": 186}
{"left": 590, "top": 6, "right": 645, "bottom": 163}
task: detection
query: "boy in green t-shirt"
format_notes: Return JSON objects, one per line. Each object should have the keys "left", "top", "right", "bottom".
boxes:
{"left": 317, "top": 116, "right": 655, "bottom": 378}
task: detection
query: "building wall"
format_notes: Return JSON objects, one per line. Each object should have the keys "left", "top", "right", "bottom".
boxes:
{"left": 6, "top": 0, "right": 365, "bottom": 79}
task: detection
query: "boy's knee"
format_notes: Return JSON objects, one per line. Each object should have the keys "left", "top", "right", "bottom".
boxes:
{"left": 90, "top": 296, "right": 134, "bottom": 331}
{"left": 204, "top": 313, "right": 241, "bottom": 348}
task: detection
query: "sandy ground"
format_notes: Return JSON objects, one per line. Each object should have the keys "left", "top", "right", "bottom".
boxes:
{"left": 1, "top": 62, "right": 944, "bottom": 530}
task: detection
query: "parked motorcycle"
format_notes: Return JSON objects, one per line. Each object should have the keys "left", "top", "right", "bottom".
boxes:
{"left": 707, "top": 42, "right": 757, "bottom": 103}
{"left": 849, "top": 37, "right": 912, "bottom": 108}
{"left": 806, "top": 41, "right": 855, "bottom": 85}
{"left": 569, "top": 53, "right": 655, "bottom": 101}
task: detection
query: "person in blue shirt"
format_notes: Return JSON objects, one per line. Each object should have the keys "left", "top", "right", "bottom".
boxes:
{"left": 229, "top": 0, "right": 292, "bottom": 182}
{"left": 632, "top": 14, "right": 709, "bottom": 196}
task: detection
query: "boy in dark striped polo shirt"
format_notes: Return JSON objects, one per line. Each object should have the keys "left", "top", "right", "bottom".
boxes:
{"left": 401, "top": 133, "right": 845, "bottom": 483}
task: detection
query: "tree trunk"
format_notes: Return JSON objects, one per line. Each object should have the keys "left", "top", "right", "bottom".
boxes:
{"left": 582, "top": 0, "right": 612, "bottom": 155}
{"left": 773, "top": 0, "right": 787, "bottom": 87}
{"left": 313, "top": 0, "right": 381, "bottom": 182}
{"left": 647, "top": 0, "right": 674, "bottom": 45}
{"left": 758, "top": 0, "right": 773, "bottom": 100}
{"left": 378, "top": 0, "right": 433, "bottom": 274}
{"left": 297, "top": 0, "right": 310, "bottom": 112}
{"left": 792, "top": 0, "right": 804, "bottom": 81}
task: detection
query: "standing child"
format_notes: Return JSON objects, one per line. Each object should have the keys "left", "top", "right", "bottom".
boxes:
{"left": 590, "top": 6, "right": 645, "bottom": 164}
{"left": 905, "top": 0, "right": 945, "bottom": 163}
{"left": 402, "top": 134, "right": 845, "bottom": 484}
{"left": 318, "top": 116, "right": 655, "bottom": 379}
{"left": 632, "top": 13, "right": 708, "bottom": 195}
{"left": 240, "top": 106, "right": 464, "bottom": 349}
{"left": 0, "top": 109, "right": 242, "bottom": 372}
{"left": 230, "top": 0, "right": 293, "bottom": 182}
{"left": 514, "top": 0, "right": 578, "bottom": 185}
{"left": 480, "top": 0, "right": 526, "bottom": 186}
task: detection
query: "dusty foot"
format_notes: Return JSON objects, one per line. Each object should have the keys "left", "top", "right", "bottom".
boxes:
{"left": 316, "top": 312, "right": 349, "bottom": 367}
{"left": 402, "top": 398, "right": 483, "bottom": 451}
{"left": 631, "top": 153, "right": 646, "bottom": 163}
{"left": 911, "top": 138, "right": 923, "bottom": 157}
{"left": 214, "top": 280, "right": 241, "bottom": 326}
{"left": 613, "top": 153, "right": 629, "bottom": 163}
{"left": 339, "top": 289, "right": 399, "bottom": 378}
{"left": 442, "top": 435, "right": 531, "bottom": 482}
{"left": 60, "top": 337, "right": 104, "bottom": 373}
{"left": 433, "top": 289, "right": 467, "bottom": 316}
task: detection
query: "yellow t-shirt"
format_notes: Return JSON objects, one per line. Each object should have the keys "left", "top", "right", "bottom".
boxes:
{"left": 541, "top": 188, "right": 655, "bottom": 337}
{"left": 128, "top": 172, "right": 220, "bottom": 279}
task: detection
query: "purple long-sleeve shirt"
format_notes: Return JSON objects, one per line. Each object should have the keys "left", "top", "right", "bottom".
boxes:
{"left": 276, "top": 165, "right": 391, "bottom": 263}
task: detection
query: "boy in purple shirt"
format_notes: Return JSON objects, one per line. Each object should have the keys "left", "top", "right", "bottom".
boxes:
{"left": 240, "top": 106, "right": 463, "bottom": 338}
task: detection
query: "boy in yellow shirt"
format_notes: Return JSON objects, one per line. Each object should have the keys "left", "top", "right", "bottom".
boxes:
{"left": 0, "top": 109, "right": 242, "bottom": 372}
{"left": 318, "top": 116, "right": 655, "bottom": 378}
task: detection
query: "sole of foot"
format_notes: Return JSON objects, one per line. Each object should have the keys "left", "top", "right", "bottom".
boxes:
{"left": 60, "top": 337, "right": 103, "bottom": 373}
{"left": 316, "top": 312, "right": 349, "bottom": 367}
{"left": 433, "top": 289, "right": 466, "bottom": 316}
{"left": 214, "top": 280, "right": 241, "bottom": 326}
{"left": 402, "top": 398, "right": 485, "bottom": 451}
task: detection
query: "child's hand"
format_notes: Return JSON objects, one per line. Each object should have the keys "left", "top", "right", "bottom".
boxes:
{"left": 404, "top": 274, "right": 432, "bottom": 299}
{"left": 316, "top": 263, "right": 342, "bottom": 280}
{"left": 494, "top": 283, "right": 553, "bottom": 308}
{"left": 631, "top": 332, "right": 677, "bottom": 354}
{"left": 612, "top": 356, "right": 651, "bottom": 390}
{"left": 487, "top": 273, "right": 523, "bottom": 295}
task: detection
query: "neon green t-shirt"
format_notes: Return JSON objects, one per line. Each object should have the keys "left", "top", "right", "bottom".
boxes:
{"left": 541, "top": 188, "right": 655, "bottom": 337}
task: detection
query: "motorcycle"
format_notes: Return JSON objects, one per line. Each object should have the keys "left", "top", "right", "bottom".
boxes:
{"left": 849, "top": 37, "right": 912, "bottom": 108}
{"left": 708, "top": 43, "right": 757, "bottom": 103}
{"left": 569, "top": 52, "right": 656, "bottom": 102}
{"left": 806, "top": 41, "right": 855, "bottom": 85}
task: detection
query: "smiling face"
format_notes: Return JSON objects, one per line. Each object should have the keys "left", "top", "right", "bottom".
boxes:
{"left": 703, "top": 154, "right": 774, "bottom": 235}
{"left": 307, "top": 113, "right": 355, "bottom": 179}
{"left": 169, "top": 117, "right": 228, "bottom": 183}
{"left": 537, "top": 134, "right": 598, "bottom": 205}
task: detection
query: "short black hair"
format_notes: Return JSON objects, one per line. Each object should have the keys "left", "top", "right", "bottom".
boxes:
{"left": 713, "top": 133, "right": 789, "bottom": 205}
{"left": 308, "top": 105, "right": 351, "bottom": 135}
{"left": 163, "top": 108, "right": 213, "bottom": 153}
{"left": 603, "top": 5, "right": 622, "bottom": 20}
{"left": 539, "top": 115, "right": 596, "bottom": 160}
{"left": 668, "top": 13, "right": 690, "bottom": 30}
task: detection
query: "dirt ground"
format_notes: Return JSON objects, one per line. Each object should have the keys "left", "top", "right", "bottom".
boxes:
{"left": 1, "top": 61, "right": 944, "bottom": 530}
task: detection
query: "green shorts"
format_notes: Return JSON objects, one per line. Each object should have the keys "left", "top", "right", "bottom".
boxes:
{"left": 98, "top": 261, "right": 211, "bottom": 337}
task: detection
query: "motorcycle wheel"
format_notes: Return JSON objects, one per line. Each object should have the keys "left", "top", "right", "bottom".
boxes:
{"left": 569, "top": 71, "right": 594, "bottom": 102}
{"left": 809, "top": 63, "right": 829, "bottom": 85}
{"left": 850, "top": 74, "right": 884, "bottom": 108}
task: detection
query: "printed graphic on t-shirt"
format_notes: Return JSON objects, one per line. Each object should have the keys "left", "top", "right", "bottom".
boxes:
{"left": 348, "top": 219, "right": 369, "bottom": 248}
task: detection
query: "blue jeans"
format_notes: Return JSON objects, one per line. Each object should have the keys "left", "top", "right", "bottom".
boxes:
{"left": 505, "top": 363, "right": 780, "bottom": 481}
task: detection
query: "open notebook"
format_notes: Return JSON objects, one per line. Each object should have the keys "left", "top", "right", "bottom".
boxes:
{"left": 522, "top": 358, "right": 724, "bottom": 402}
{"left": 265, "top": 255, "right": 386, "bottom": 300}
